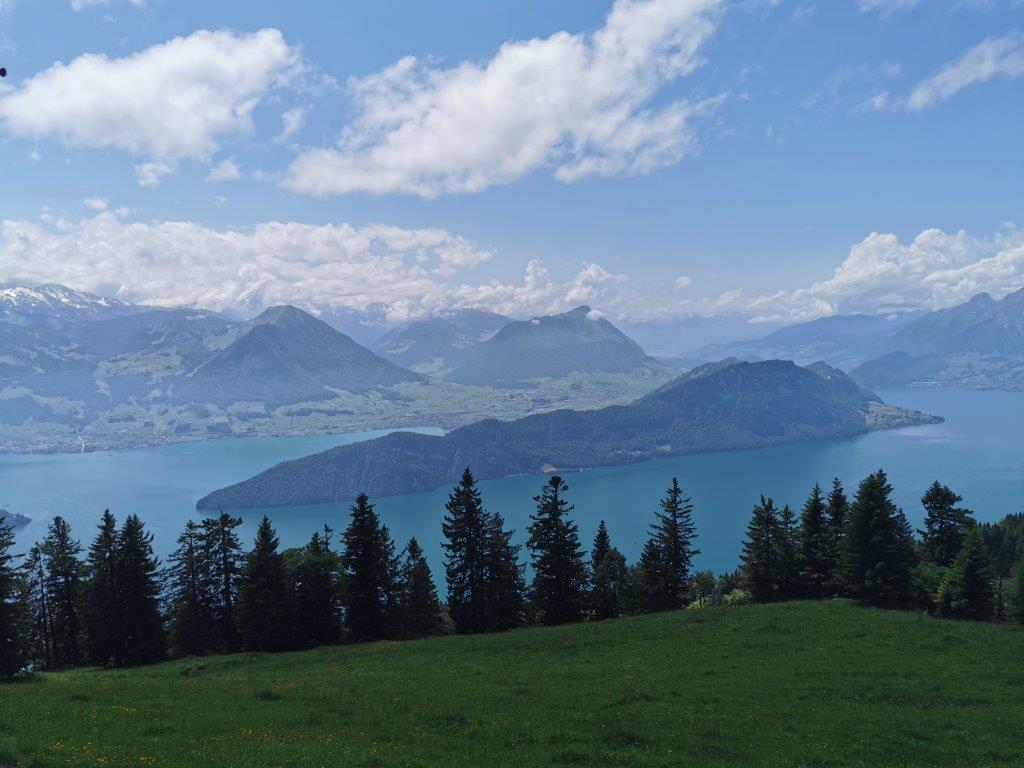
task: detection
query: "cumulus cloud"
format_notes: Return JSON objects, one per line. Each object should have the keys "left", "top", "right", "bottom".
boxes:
{"left": 278, "top": 107, "right": 307, "bottom": 141}
{"left": 207, "top": 158, "right": 242, "bottom": 182}
{"left": 746, "top": 226, "right": 1024, "bottom": 322}
{"left": 675, "top": 275, "right": 693, "bottom": 288}
{"left": 908, "top": 33, "right": 1024, "bottom": 110}
{"left": 284, "top": 0, "right": 723, "bottom": 197}
{"left": 0, "top": 29, "right": 301, "bottom": 183}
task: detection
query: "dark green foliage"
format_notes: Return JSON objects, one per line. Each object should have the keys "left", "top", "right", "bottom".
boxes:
{"left": 20, "top": 545, "right": 54, "bottom": 669}
{"left": 797, "top": 485, "right": 832, "bottom": 598}
{"left": 341, "top": 494, "right": 397, "bottom": 642}
{"left": 482, "top": 512, "right": 524, "bottom": 632}
{"left": 442, "top": 468, "right": 489, "bottom": 634}
{"left": 42, "top": 516, "right": 83, "bottom": 668}
{"left": 166, "top": 520, "right": 210, "bottom": 658}
{"left": 642, "top": 478, "right": 700, "bottom": 611}
{"left": 1008, "top": 561, "right": 1024, "bottom": 624}
{"left": 910, "top": 561, "right": 947, "bottom": 614}
{"left": 0, "top": 519, "right": 27, "bottom": 677}
{"left": 116, "top": 515, "right": 165, "bottom": 665}
{"left": 83, "top": 511, "right": 120, "bottom": 665}
{"left": 777, "top": 504, "right": 800, "bottom": 599}
{"left": 238, "top": 517, "right": 293, "bottom": 652}
{"left": 200, "top": 513, "right": 243, "bottom": 653}
{"left": 591, "top": 548, "right": 629, "bottom": 620}
{"left": 919, "top": 481, "right": 975, "bottom": 567}
{"left": 978, "top": 513, "right": 1024, "bottom": 577}
{"left": 526, "top": 476, "right": 588, "bottom": 626}
{"left": 740, "top": 496, "right": 786, "bottom": 603}
{"left": 937, "top": 527, "right": 995, "bottom": 621}
{"left": 289, "top": 528, "right": 341, "bottom": 648}
{"left": 841, "top": 470, "right": 917, "bottom": 606}
{"left": 825, "top": 478, "right": 849, "bottom": 593}
{"left": 590, "top": 520, "right": 611, "bottom": 578}
{"left": 396, "top": 539, "right": 443, "bottom": 639}
{"left": 636, "top": 538, "right": 668, "bottom": 613}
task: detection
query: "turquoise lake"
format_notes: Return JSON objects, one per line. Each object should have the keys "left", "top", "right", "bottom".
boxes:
{"left": 5, "top": 388, "right": 1023, "bottom": 576}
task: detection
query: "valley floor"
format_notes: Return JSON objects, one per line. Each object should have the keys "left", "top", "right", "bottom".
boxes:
{"left": 2, "top": 601, "right": 1022, "bottom": 767}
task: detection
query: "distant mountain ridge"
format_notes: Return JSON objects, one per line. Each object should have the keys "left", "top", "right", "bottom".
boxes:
{"left": 446, "top": 305, "right": 658, "bottom": 387}
{"left": 373, "top": 308, "right": 511, "bottom": 374}
{"left": 197, "top": 359, "right": 938, "bottom": 510}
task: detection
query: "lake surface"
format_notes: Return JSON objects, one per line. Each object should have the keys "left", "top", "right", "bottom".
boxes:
{"left": 6, "top": 388, "right": 1024, "bottom": 577}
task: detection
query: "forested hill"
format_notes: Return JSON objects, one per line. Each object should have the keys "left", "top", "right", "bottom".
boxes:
{"left": 197, "top": 359, "right": 938, "bottom": 510}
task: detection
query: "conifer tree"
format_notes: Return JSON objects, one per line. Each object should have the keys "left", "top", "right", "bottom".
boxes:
{"left": 0, "top": 518, "right": 27, "bottom": 678}
{"left": 526, "top": 476, "right": 588, "bottom": 625}
{"left": 83, "top": 510, "right": 121, "bottom": 665}
{"left": 591, "top": 547, "right": 629, "bottom": 620}
{"left": 442, "top": 468, "right": 489, "bottom": 634}
{"left": 825, "top": 478, "right": 849, "bottom": 593}
{"left": 397, "top": 538, "right": 442, "bottom": 638}
{"left": 166, "top": 520, "right": 211, "bottom": 658}
{"left": 740, "top": 496, "right": 783, "bottom": 603}
{"left": 20, "top": 544, "right": 54, "bottom": 668}
{"left": 646, "top": 478, "right": 700, "bottom": 610}
{"left": 919, "top": 481, "right": 974, "bottom": 567}
{"left": 636, "top": 538, "right": 668, "bottom": 613}
{"left": 591, "top": 521, "right": 611, "bottom": 576}
{"left": 938, "top": 526, "right": 995, "bottom": 621}
{"left": 290, "top": 528, "right": 341, "bottom": 648}
{"left": 116, "top": 514, "right": 164, "bottom": 665}
{"left": 341, "top": 494, "right": 396, "bottom": 642}
{"left": 1008, "top": 561, "right": 1024, "bottom": 624}
{"left": 483, "top": 512, "right": 524, "bottom": 632}
{"left": 42, "top": 516, "right": 83, "bottom": 667}
{"left": 200, "top": 513, "right": 243, "bottom": 653}
{"left": 797, "top": 485, "right": 832, "bottom": 598}
{"left": 238, "top": 517, "right": 293, "bottom": 652}
{"left": 842, "top": 470, "right": 917, "bottom": 606}
{"left": 778, "top": 504, "right": 800, "bottom": 599}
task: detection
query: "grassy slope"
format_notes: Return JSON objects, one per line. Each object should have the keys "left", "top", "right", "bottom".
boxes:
{"left": 2, "top": 601, "right": 1023, "bottom": 768}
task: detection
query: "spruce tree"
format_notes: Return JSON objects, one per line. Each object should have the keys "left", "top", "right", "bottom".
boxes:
{"left": 238, "top": 517, "right": 293, "bottom": 652}
{"left": 42, "top": 516, "right": 83, "bottom": 667}
{"left": 290, "top": 528, "right": 341, "bottom": 648}
{"left": 740, "top": 496, "right": 783, "bottom": 603}
{"left": 1009, "top": 561, "right": 1024, "bottom": 624}
{"left": 919, "top": 481, "right": 974, "bottom": 567}
{"left": 797, "top": 485, "right": 832, "bottom": 598}
{"left": 116, "top": 514, "right": 164, "bottom": 665}
{"left": 647, "top": 478, "right": 700, "bottom": 610}
{"left": 200, "top": 513, "right": 243, "bottom": 653}
{"left": 842, "top": 470, "right": 917, "bottom": 606}
{"left": 777, "top": 504, "right": 800, "bottom": 599}
{"left": 483, "top": 512, "right": 524, "bottom": 632}
{"left": 636, "top": 538, "right": 668, "bottom": 613}
{"left": 166, "top": 520, "right": 211, "bottom": 658}
{"left": 397, "top": 538, "right": 442, "bottom": 639}
{"left": 0, "top": 518, "right": 27, "bottom": 678}
{"left": 938, "top": 526, "right": 995, "bottom": 621}
{"left": 442, "top": 468, "right": 489, "bottom": 634}
{"left": 341, "top": 494, "right": 396, "bottom": 642}
{"left": 20, "top": 544, "right": 54, "bottom": 668}
{"left": 591, "top": 521, "right": 611, "bottom": 577}
{"left": 83, "top": 510, "right": 121, "bottom": 665}
{"left": 526, "top": 476, "right": 588, "bottom": 626}
{"left": 825, "top": 478, "right": 849, "bottom": 593}
{"left": 592, "top": 547, "right": 629, "bottom": 620}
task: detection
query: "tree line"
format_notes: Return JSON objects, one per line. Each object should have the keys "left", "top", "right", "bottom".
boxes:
{"left": 1, "top": 466, "right": 1022, "bottom": 678}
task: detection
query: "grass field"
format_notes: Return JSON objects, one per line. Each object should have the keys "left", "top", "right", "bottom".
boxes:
{"left": 2, "top": 600, "right": 1023, "bottom": 767}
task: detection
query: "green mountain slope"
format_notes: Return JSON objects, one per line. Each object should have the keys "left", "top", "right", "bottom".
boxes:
{"left": 198, "top": 359, "right": 937, "bottom": 510}
{"left": 3, "top": 601, "right": 1022, "bottom": 768}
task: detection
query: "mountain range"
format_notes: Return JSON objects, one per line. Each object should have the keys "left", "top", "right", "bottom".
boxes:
{"left": 373, "top": 308, "right": 511, "bottom": 374}
{"left": 197, "top": 359, "right": 937, "bottom": 510}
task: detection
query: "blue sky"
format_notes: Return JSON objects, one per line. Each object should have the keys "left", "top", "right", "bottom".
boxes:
{"left": 0, "top": 0, "right": 1022, "bottom": 323}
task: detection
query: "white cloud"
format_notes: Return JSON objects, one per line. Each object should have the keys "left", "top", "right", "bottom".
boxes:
{"left": 207, "top": 158, "right": 242, "bottom": 182}
{"left": 747, "top": 225, "right": 1024, "bottom": 322}
{"left": 70, "top": 0, "right": 147, "bottom": 11}
{"left": 675, "top": 275, "right": 693, "bottom": 288}
{"left": 278, "top": 107, "right": 306, "bottom": 141}
{"left": 0, "top": 29, "right": 301, "bottom": 180}
{"left": 855, "top": 0, "right": 922, "bottom": 16}
{"left": 82, "top": 196, "right": 107, "bottom": 211}
{"left": 134, "top": 160, "right": 173, "bottom": 188}
{"left": 908, "top": 33, "right": 1024, "bottom": 110}
{"left": 284, "top": 0, "right": 723, "bottom": 197}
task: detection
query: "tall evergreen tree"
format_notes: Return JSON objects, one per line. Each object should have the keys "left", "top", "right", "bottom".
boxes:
{"left": 42, "top": 516, "right": 83, "bottom": 667}
{"left": 341, "top": 494, "right": 396, "bottom": 642}
{"left": 646, "top": 478, "right": 700, "bottom": 611}
{"left": 20, "top": 544, "right": 54, "bottom": 668}
{"left": 591, "top": 547, "right": 629, "bottom": 620}
{"left": 442, "top": 468, "right": 489, "bottom": 634}
{"left": 165, "top": 520, "right": 211, "bottom": 658}
{"left": 200, "top": 513, "right": 243, "bottom": 653}
{"left": 290, "top": 528, "right": 341, "bottom": 648}
{"left": 0, "top": 518, "right": 27, "bottom": 678}
{"left": 919, "top": 481, "right": 975, "bottom": 567}
{"left": 825, "top": 478, "right": 850, "bottom": 593}
{"left": 396, "top": 538, "right": 442, "bottom": 639}
{"left": 777, "top": 504, "right": 800, "bottom": 599}
{"left": 116, "top": 514, "right": 164, "bottom": 665}
{"left": 938, "top": 526, "right": 995, "bottom": 621}
{"left": 238, "top": 517, "right": 293, "bottom": 652}
{"left": 482, "top": 512, "right": 524, "bottom": 632}
{"left": 636, "top": 538, "right": 668, "bottom": 613}
{"left": 1008, "top": 560, "right": 1024, "bottom": 624}
{"left": 83, "top": 510, "right": 121, "bottom": 665}
{"left": 740, "top": 496, "right": 784, "bottom": 603}
{"left": 591, "top": 521, "right": 611, "bottom": 577}
{"left": 526, "top": 476, "right": 588, "bottom": 626}
{"left": 797, "top": 485, "right": 832, "bottom": 598}
{"left": 842, "top": 470, "right": 917, "bottom": 606}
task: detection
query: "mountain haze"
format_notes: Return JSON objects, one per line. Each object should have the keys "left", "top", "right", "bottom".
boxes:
{"left": 373, "top": 308, "right": 511, "bottom": 374}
